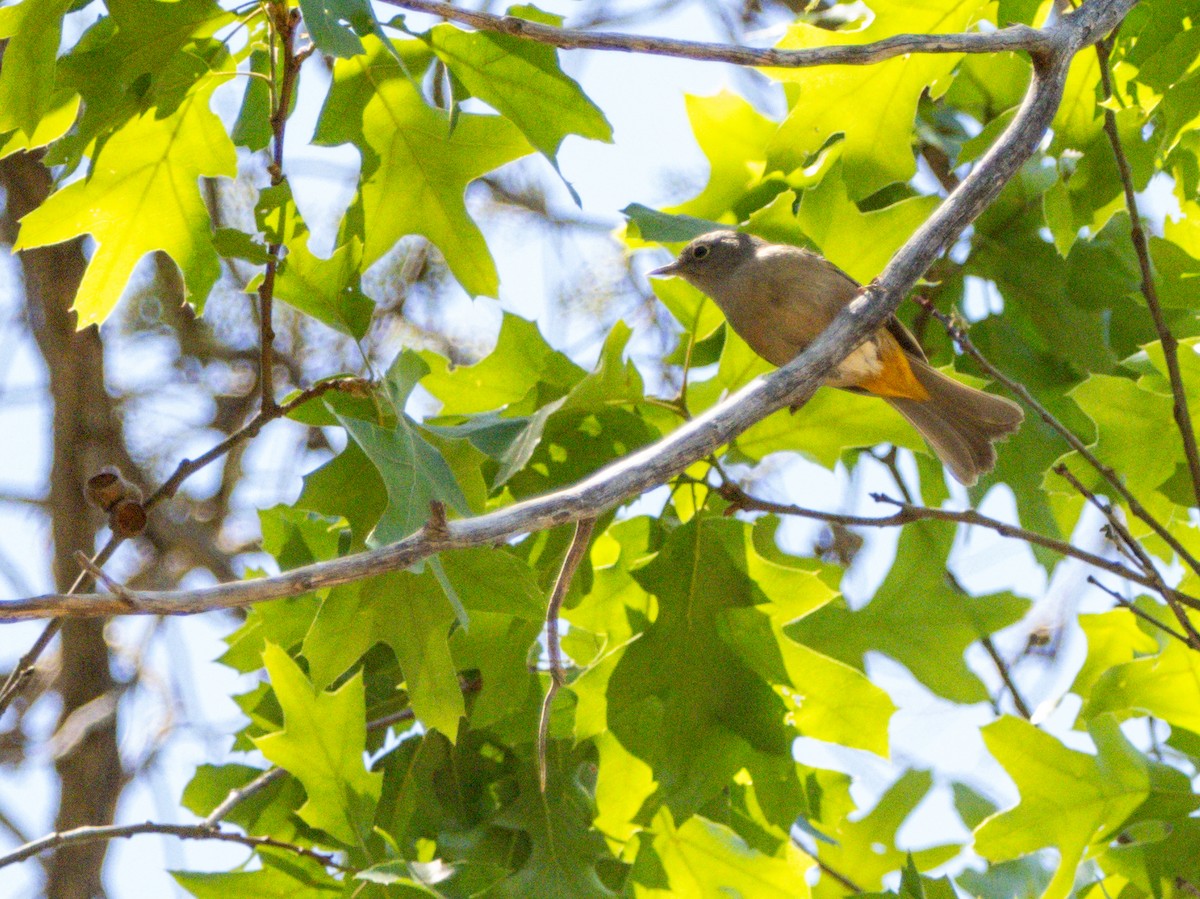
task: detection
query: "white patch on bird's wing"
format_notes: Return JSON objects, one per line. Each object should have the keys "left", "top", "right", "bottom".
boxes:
{"left": 828, "top": 340, "right": 883, "bottom": 387}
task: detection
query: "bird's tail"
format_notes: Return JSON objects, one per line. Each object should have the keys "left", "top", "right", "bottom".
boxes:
{"left": 885, "top": 358, "right": 1024, "bottom": 486}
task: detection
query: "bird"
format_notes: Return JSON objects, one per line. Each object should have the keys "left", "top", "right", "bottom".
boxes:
{"left": 649, "top": 230, "right": 1023, "bottom": 486}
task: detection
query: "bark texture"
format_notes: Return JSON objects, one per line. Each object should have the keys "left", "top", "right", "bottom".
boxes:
{"left": 2, "top": 152, "right": 124, "bottom": 899}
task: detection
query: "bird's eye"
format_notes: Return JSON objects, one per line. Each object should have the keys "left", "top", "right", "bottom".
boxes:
{"left": 693, "top": 245, "right": 710, "bottom": 260}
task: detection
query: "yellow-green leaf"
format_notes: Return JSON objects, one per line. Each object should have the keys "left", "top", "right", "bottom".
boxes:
{"left": 253, "top": 643, "right": 382, "bottom": 847}
{"left": 975, "top": 715, "right": 1149, "bottom": 899}
{"left": 765, "top": 0, "right": 989, "bottom": 198}
{"left": 14, "top": 83, "right": 236, "bottom": 326}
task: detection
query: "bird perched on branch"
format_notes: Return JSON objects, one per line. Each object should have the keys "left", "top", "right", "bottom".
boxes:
{"left": 650, "top": 230, "right": 1023, "bottom": 486}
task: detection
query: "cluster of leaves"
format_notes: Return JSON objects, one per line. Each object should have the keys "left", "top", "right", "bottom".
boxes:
{"left": 6, "top": 0, "right": 1200, "bottom": 895}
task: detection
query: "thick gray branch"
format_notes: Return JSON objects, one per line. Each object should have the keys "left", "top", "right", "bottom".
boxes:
{"left": 383, "top": 0, "right": 1056, "bottom": 66}
{"left": 0, "top": 0, "right": 1136, "bottom": 622}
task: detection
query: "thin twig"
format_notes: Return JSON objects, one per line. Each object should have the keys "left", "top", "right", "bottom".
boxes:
{"left": 201, "top": 768, "right": 288, "bottom": 829}
{"left": 1055, "top": 464, "right": 1200, "bottom": 648}
{"left": 381, "top": 0, "right": 1056, "bottom": 67}
{"left": 871, "top": 446, "right": 915, "bottom": 504}
{"left": 979, "top": 635, "right": 1032, "bottom": 719}
{"left": 538, "top": 518, "right": 596, "bottom": 792}
{"left": 73, "top": 550, "right": 136, "bottom": 607}
{"left": 0, "top": 821, "right": 349, "bottom": 872}
{"left": 943, "top": 564, "right": 1034, "bottom": 720}
{"left": 257, "top": 5, "right": 304, "bottom": 415}
{"left": 1095, "top": 37, "right": 1200, "bottom": 510}
{"left": 712, "top": 481, "right": 1200, "bottom": 609}
{"left": 917, "top": 299, "right": 1200, "bottom": 580}
{"left": 1087, "top": 577, "right": 1192, "bottom": 646}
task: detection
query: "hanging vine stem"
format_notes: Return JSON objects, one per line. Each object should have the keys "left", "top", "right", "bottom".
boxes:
{"left": 538, "top": 517, "right": 596, "bottom": 792}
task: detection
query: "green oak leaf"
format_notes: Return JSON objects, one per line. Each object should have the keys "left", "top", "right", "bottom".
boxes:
{"left": 174, "top": 859, "right": 343, "bottom": 899}
{"left": 943, "top": 50, "right": 1030, "bottom": 123}
{"left": 592, "top": 730, "right": 657, "bottom": 859}
{"left": 975, "top": 715, "right": 1149, "bottom": 899}
{"left": 450, "top": 611, "right": 542, "bottom": 731}
{"left": 559, "top": 320, "right": 646, "bottom": 412}
{"left": 425, "top": 11, "right": 612, "bottom": 163}
{"left": 736, "top": 384, "right": 925, "bottom": 468}
{"left": 650, "top": 268, "right": 727, "bottom": 344}
{"left": 633, "top": 807, "right": 814, "bottom": 897}
{"left": 1051, "top": 45, "right": 1102, "bottom": 151}
{"left": 1080, "top": 639, "right": 1200, "bottom": 732}
{"left": 182, "top": 763, "right": 305, "bottom": 840}
{"left": 0, "top": 0, "right": 72, "bottom": 137}
{"left": 298, "top": 0, "right": 378, "bottom": 58}
{"left": 0, "top": 88, "right": 80, "bottom": 159}
{"left": 716, "top": 525, "right": 895, "bottom": 756}
{"left": 318, "top": 38, "right": 533, "bottom": 297}
{"left": 218, "top": 506, "right": 336, "bottom": 673}
{"left": 484, "top": 750, "right": 617, "bottom": 899}
{"left": 995, "top": 0, "right": 1043, "bottom": 26}
{"left": 1070, "top": 609, "right": 1160, "bottom": 703}
{"left": 811, "top": 770, "right": 958, "bottom": 898}
{"left": 353, "top": 862, "right": 443, "bottom": 894}
{"left": 269, "top": 236, "right": 374, "bottom": 339}
{"left": 232, "top": 48, "right": 272, "bottom": 151}
{"left": 663, "top": 90, "right": 779, "bottom": 225}
{"left": 765, "top": 0, "right": 989, "bottom": 199}
{"left": 213, "top": 227, "right": 272, "bottom": 265}
{"left": 296, "top": 441, "right": 388, "bottom": 550}
{"left": 1093, "top": 746, "right": 1200, "bottom": 899}
{"left": 335, "top": 379, "right": 471, "bottom": 546}
{"left": 1067, "top": 373, "right": 1181, "bottom": 494}
{"left": 601, "top": 518, "right": 819, "bottom": 822}
{"left": 855, "top": 855, "right": 958, "bottom": 899}
{"left": 623, "top": 203, "right": 725, "bottom": 244}
{"left": 303, "top": 571, "right": 465, "bottom": 740}
{"left": 48, "top": 0, "right": 235, "bottom": 170}
{"left": 253, "top": 643, "right": 383, "bottom": 848}
{"left": 790, "top": 167, "right": 940, "bottom": 284}
{"left": 14, "top": 78, "right": 236, "bottom": 326}
{"left": 789, "top": 521, "right": 1030, "bottom": 703}
{"left": 955, "top": 858, "right": 1053, "bottom": 899}
{"left": 421, "top": 313, "right": 584, "bottom": 415}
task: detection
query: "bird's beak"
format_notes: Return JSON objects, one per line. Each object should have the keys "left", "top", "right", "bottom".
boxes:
{"left": 648, "top": 260, "right": 680, "bottom": 277}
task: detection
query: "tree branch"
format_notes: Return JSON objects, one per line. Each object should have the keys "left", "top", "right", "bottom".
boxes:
{"left": 1055, "top": 464, "right": 1200, "bottom": 648}
{"left": 0, "top": 821, "right": 349, "bottom": 873}
{"left": 383, "top": 0, "right": 1056, "bottom": 66}
{"left": 0, "top": 0, "right": 1136, "bottom": 625}
{"left": 917, "top": 297, "right": 1200, "bottom": 580}
{"left": 1094, "top": 37, "right": 1200, "bottom": 509}
{"left": 714, "top": 483, "right": 1200, "bottom": 610}
{"left": 1087, "top": 576, "right": 1193, "bottom": 646}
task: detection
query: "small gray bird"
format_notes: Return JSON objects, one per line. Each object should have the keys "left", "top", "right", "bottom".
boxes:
{"left": 650, "top": 230, "right": 1023, "bottom": 486}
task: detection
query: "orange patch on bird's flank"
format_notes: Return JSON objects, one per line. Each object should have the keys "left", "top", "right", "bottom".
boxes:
{"left": 858, "top": 347, "right": 931, "bottom": 401}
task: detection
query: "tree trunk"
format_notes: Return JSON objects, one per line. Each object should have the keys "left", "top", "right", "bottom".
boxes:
{"left": 1, "top": 152, "right": 125, "bottom": 899}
